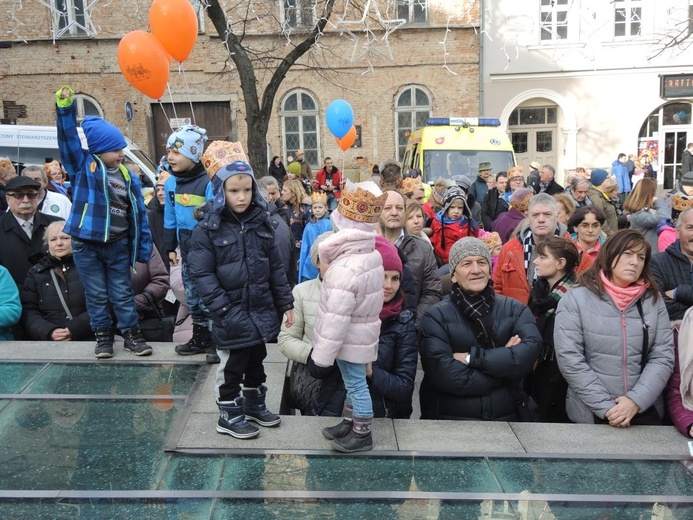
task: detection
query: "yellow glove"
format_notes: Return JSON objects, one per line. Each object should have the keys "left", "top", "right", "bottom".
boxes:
{"left": 55, "top": 86, "right": 75, "bottom": 108}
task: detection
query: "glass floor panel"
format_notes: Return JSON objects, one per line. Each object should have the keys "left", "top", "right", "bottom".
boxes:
{"left": 8, "top": 363, "right": 199, "bottom": 396}
{"left": 0, "top": 360, "right": 690, "bottom": 519}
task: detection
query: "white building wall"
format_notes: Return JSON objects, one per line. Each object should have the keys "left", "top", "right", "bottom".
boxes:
{"left": 481, "top": 0, "right": 693, "bottom": 186}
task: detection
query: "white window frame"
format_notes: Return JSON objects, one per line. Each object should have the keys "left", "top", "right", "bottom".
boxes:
{"left": 539, "top": 0, "right": 571, "bottom": 43}
{"left": 74, "top": 94, "right": 104, "bottom": 124}
{"left": 280, "top": 89, "right": 321, "bottom": 168}
{"left": 396, "top": 0, "right": 428, "bottom": 24}
{"left": 614, "top": 0, "right": 643, "bottom": 39}
{"left": 281, "top": 0, "right": 317, "bottom": 32}
{"left": 394, "top": 85, "right": 433, "bottom": 162}
{"left": 52, "top": 0, "right": 95, "bottom": 38}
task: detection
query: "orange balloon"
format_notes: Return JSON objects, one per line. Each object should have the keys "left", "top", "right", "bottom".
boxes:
{"left": 149, "top": 0, "right": 198, "bottom": 62}
{"left": 118, "top": 31, "right": 170, "bottom": 99}
{"left": 335, "top": 126, "right": 357, "bottom": 151}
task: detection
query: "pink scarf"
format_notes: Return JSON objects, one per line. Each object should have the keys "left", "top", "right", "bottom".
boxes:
{"left": 599, "top": 271, "right": 649, "bottom": 311}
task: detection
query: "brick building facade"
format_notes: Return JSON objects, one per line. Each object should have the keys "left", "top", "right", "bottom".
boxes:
{"left": 0, "top": 0, "right": 480, "bottom": 177}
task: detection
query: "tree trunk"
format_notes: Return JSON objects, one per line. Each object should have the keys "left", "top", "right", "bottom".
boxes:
{"left": 205, "top": 0, "right": 336, "bottom": 178}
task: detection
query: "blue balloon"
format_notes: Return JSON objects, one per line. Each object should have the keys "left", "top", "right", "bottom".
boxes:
{"left": 679, "top": 110, "right": 687, "bottom": 121}
{"left": 325, "top": 99, "right": 354, "bottom": 139}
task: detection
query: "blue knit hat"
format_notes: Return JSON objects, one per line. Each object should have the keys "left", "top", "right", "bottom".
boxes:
{"left": 590, "top": 169, "right": 609, "bottom": 187}
{"left": 166, "top": 125, "right": 208, "bottom": 163}
{"left": 81, "top": 116, "right": 127, "bottom": 155}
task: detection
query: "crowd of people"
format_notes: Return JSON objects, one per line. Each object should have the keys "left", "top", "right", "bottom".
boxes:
{"left": 0, "top": 93, "right": 691, "bottom": 453}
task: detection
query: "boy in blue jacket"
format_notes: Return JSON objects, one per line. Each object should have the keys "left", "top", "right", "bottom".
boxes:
{"left": 188, "top": 141, "right": 294, "bottom": 439}
{"left": 55, "top": 86, "right": 153, "bottom": 359}
{"left": 162, "top": 125, "right": 215, "bottom": 357}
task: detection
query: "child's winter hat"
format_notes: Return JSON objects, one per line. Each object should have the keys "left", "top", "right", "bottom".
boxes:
{"left": 509, "top": 187, "right": 534, "bottom": 212}
{"left": 441, "top": 185, "right": 468, "bottom": 216}
{"left": 311, "top": 191, "right": 328, "bottom": 205}
{"left": 374, "top": 235, "right": 402, "bottom": 275}
{"left": 202, "top": 141, "right": 249, "bottom": 180}
{"left": 449, "top": 237, "right": 492, "bottom": 272}
{"left": 166, "top": 125, "right": 208, "bottom": 163}
{"left": 286, "top": 160, "right": 301, "bottom": 176}
{"left": 81, "top": 116, "right": 127, "bottom": 155}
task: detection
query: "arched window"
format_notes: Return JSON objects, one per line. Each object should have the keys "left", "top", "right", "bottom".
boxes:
{"left": 281, "top": 90, "right": 320, "bottom": 167}
{"left": 74, "top": 94, "right": 104, "bottom": 124}
{"left": 395, "top": 86, "right": 432, "bottom": 161}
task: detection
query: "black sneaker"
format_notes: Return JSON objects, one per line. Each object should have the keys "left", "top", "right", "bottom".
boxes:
{"left": 94, "top": 328, "right": 114, "bottom": 359}
{"left": 123, "top": 327, "right": 153, "bottom": 356}
{"left": 206, "top": 351, "right": 220, "bottom": 364}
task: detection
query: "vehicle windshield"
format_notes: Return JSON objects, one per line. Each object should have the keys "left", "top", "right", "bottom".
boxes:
{"left": 128, "top": 149, "right": 158, "bottom": 173}
{"left": 423, "top": 150, "right": 515, "bottom": 183}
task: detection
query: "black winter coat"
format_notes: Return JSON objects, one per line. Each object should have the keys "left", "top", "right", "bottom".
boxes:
{"left": 419, "top": 294, "right": 541, "bottom": 421}
{"left": 20, "top": 254, "right": 92, "bottom": 341}
{"left": 147, "top": 196, "right": 167, "bottom": 270}
{"left": 0, "top": 211, "right": 62, "bottom": 285}
{"left": 188, "top": 202, "right": 294, "bottom": 350}
{"left": 369, "top": 309, "right": 418, "bottom": 418}
{"left": 651, "top": 241, "right": 693, "bottom": 321}
{"left": 480, "top": 188, "right": 509, "bottom": 231}
{"left": 267, "top": 200, "right": 297, "bottom": 287}
{"left": 308, "top": 308, "right": 419, "bottom": 418}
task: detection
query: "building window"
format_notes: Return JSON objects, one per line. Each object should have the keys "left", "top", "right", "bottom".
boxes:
{"left": 74, "top": 95, "right": 104, "bottom": 124}
{"left": 614, "top": 0, "right": 642, "bottom": 38}
{"left": 540, "top": 0, "right": 569, "bottom": 41}
{"left": 53, "top": 0, "right": 92, "bottom": 37}
{"left": 281, "top": 90, "right": 319, "bottom": 167}
{"left": 282, "top": 0, "right": 316, "bottom": 30}
{"left": 395, "top": 86, "right": 432, "bottom": 162}
{"left": 397, "top": 0, "right": 427, "bottom": 23}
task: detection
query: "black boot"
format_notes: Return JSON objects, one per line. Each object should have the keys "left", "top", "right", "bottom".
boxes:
{"left": 243, "top": 385, "right": 281, "bottom": 427}
{"left": 322, "top": 403, "right": 353, "bottom": 440}
{"left": 217, "top": 397, "right": 260, "bottom": 439}
{"left": 331, "top": 416, "right": 373, "bottom": 453}
{"left": 122, "top": 326, "right": 153, "bottom": 356}
{"left": 175, "top": 323, "right": 213, "bottom": 356}
{"left": 94, "top": 328, "right": 114, "bottom": 359}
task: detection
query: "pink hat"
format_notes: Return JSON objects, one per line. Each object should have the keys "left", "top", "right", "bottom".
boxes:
{"left": 374, "top": 236, "right": 402, "bottom": 275}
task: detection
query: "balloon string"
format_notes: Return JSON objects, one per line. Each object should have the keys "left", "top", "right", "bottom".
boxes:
{"left": 180, "top": 64, "right": 196, "bottom": 126}
{"left": 158, "top": 100, "right": 173, "bottom": 133}
{"left": 167, "top": 82, "right": 179, "bottom": 123}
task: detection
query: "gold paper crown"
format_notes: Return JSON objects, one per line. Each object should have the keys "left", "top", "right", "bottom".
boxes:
{"left": 338, "top": 186, "right": 388, "bottom": 223}
{"left": 201, "top": 141, "right": 248, "bottom": 179}
{"left": 480, "top": 232, "right": 502, "bottom": 250}
{"left": 401, "top": 177, "right": 423, "bottom": 195}
{"left": 506, "top": 166, "right": 523, "bottom": 179}
{"left": 310, "top": 191, "right": 328, "bottom": 205}
{"left": 673, "top": 194, "right": 693, "bottom": 212}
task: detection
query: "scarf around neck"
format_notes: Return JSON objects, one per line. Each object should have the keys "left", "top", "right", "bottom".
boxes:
{"left": 380, "top": 295, "right": 403, "bottom": 321}
{"left": 450, "top": 282, "right": 497, "bottom": 348}
{"left": 599, "top": 270, "right": 649, "bottom": 311}
{"left": 530, "top": 272, "right": 577, "bottom": 318}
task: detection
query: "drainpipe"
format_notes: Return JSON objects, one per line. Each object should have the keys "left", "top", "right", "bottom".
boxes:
{"left": 479, "top": 0, "right": 484, "bottom": 116}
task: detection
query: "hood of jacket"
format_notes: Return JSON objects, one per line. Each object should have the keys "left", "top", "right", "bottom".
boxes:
{"left": 319, "top": 228, "right": 376, "bottom": 265}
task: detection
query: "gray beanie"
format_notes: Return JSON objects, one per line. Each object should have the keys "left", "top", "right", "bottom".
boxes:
{"left": 448, "top": 237, "right": 492, "bottom": 272}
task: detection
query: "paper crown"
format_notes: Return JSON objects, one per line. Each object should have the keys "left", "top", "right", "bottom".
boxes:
{"left": 672, "top": 194, "right": 693, "bottom": 212}
{"left": 338, "top": 180, "right": 388, "bottom": 223}
{"left": 202, "top": 141, "right": 248, "bottom": 179}
{"left": 401, "top": 176, "right": 423, "bottom": 194}
{"left": 310, "top": 191, "right": 328, "bottom": 205}
{"left": 480, "top": 231, "right": 502, "bottom": 250}
{"left": 156, "top": 171, "right": 171, "bottom": 186}
{"left": 507, "top": 166, "right": 524, "bottom": 179}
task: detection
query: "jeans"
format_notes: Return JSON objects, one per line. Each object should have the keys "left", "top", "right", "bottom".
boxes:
{"left": 181, "top": 259, "right": 209, "bottom": 326}
{"left": 327, "top": 196, "right": 338, "bottom": 212}
{"left": 215, "top": 344, "right": 267, "bottom": 401}
{"left": 71, "top": 237, "right": 139, "bottom": 331}
{"left": 336, "top": 359, "right": 373, "bottom": 418}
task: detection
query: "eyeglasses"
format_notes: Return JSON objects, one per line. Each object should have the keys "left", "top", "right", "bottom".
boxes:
{"left": 578, "top": 222, "right": 601, "bottom": 230}
{"left": 7, "top": 192, "right": 39, "bottom": 200}
{"left": 509, "top": 177, "right": 524, "bottom": 182}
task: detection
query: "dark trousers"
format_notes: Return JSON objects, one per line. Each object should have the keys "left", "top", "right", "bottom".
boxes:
{"left": 217, "top": 344, "right": 268, "bottom": 401}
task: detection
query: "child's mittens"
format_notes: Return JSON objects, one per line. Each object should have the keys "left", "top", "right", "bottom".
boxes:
{"left": 55, "top": 86, "right": 75, "bottom": 108}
